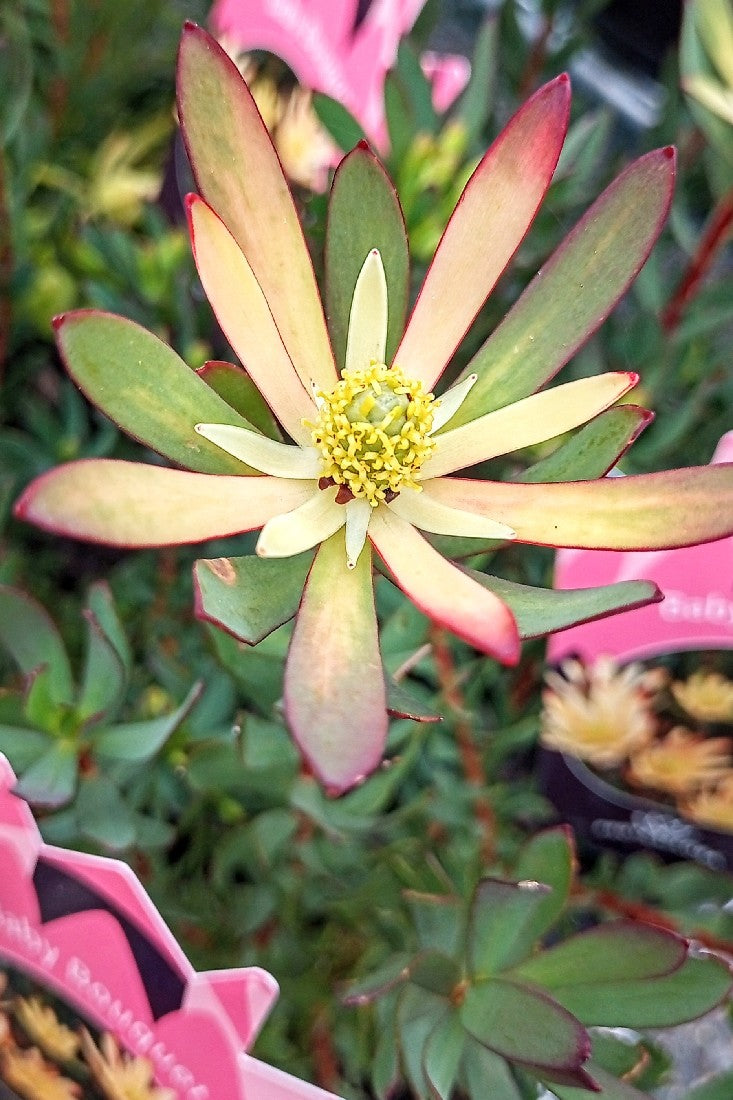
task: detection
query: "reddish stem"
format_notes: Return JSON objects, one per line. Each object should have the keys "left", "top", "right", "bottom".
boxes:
{"left": 661, "top": 187, "right": 733, "bottom": 333}
{"left": 431, "top": 628, "right": 497, "bottom": 864}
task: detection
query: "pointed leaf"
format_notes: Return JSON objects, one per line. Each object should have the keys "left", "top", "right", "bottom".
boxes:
{"left": 0, "top": 587, "right": 73, "bottom": 706}
{"left": 16, "top": 461, "right": 313, "bottom": 547}
{"left": 511, "top": 827, "right": 576, "bottom": 945}
{"left": 312, "top": 92, "right": 366, "bottom": 153}
{"left": 396, "top": 75, "right": 571, "bottom": 390}
{"left": 454, "top": 148, "right": 676, "bottom": 425}
{"left": 460, "top": 978, "right": 592, "bottom": 1085}
{"left": 55, "top": 311, "right": 260, "bottom": 474}
{"left": 75, "top": 777, "right": 136, "bottom": 850}
{"left": 404, "top": 892, "right": 465, "bottom": 958}
{"left": 425, "top": 465, "right": 733, "bottom": 549}
{"left": 522, "top": 406, "right": 653, "bottom": 483}
{"left": 177, "top": 24, "right": 336, "bottom": 392}
{"left": 0, "top": 726, "right": 49, "bottom": 771}
{"left": 195, "top": 552, "right": 314, "bottom": 646}
{"left": 342, "top": 956, "right": 413, "bottom": 1006}
{"left": 468, "top": 878, "right": 552, "bottom": 978}
{"left": 326, "top": 143, "right": 409, "bottom": 370}
{"left": 470, "top": 572, "right": 661, "bottom": 640}
{"left": 197, "top": 361, "right": 282, "bottom": 441}
{"left": 14, "top": 741, "right": 78, "bottom": 807}
{"left": 456, "top": 16, "right": 498, "bottom": 143}
{"left": 77, "top": 607, "right": 126, "bottom": 725}
{"left": 284, "top": 532, "right": 387, "bottom": 795}
{"left": 397, "top": 984, "right": 450, "bottom": 1099}
{"left": 86, "top": 582, "right": 131, "bottom": 680}
{"left": 549, "top": 1061, "right": 651, "bottom": 1099}
{"left": 410, "top": 952, "right": 461, "bottom": 998}
{"left": 94, "top": 682, "right": 202, "bottom": 763}
{"left": 423, "top": 1011, "right": 465, "bottom": 1100}
{"left": 547, "top": 953, "right": 732, "bottom": 1028}
{"left": 513, "top": 922, "right": 687, "bottom": 987}
{"left": 462, "top": 1037, "right": 523, "bottom": 1100}
{"left": 387, "top": 677, "right": 442, "bottom": 723}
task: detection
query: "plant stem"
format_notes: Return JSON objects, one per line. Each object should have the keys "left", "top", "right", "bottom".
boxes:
{"left": 661, "top": 186, "right": 733, "bottom": 333}
{"left": 431, "top": 628, "right": 497, "bottom": 864}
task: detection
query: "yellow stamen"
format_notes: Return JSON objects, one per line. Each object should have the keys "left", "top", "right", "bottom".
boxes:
{"left": 307, "top": 363, "right": 437, "bottom": 506}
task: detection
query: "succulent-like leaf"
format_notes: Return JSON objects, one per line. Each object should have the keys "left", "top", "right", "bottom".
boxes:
{"left": 426, "top": 464, "right": 733, "bottom": 549}
{"left": 284, "top": 532, "right": 387, "bottom": 795}
{"left": 397, "top": 984, "right": 450, "bottom": 1099}
{"left": 454, "top": 148, "right": 676, "bottom": 424}
{"left": 312, "top": 92, "right": 367, "bottom": 153}
{"left": 75, "top": 777, "right": 136, "bottom": 850}
{"left": 0, "top": 586, "right": 73, "bottom": 706}
{"left": 194, "top": 553, "right": 315, "bottom": 646}
{"left": 14, "top": 741, "right": 78, "bottom": 808}
{"left": 410, "top": 952, "right": 461, "bottom": 998}
{"left": 177, "top": 24, "right": 336, "bottom": 392}
{"left": 548, "top": 1061, "right": 651, "bottom": 1099}
{"left": 387, "top": 676, "right": 442, "bottom": 723}
{"left": 461, "top": 1037, "right": 523, "bottom": 1100}
{"left": 404, "top": 892, "right": 465, "bottom": 958}
{"left": 94, "top": 682, "right": 202, "bottom": 763}
{"left": 326, "top": 143, "right": 409, "bottom": 369}
{"left": 522, "top": 406, "right": 654, "bottom": 483}
{"left": 342, "top": 956, "right": 413, "bottom": 1006}
{"left": 468, "top": 878, "right": 552, "bottom": 978}
{"left": 197, "top": 361, "right": 282, "bottom": 441}
{"left": 460, "top": 978, "right": 593, "bottom": 1088}
{"left": 513, "top": 921, "right": 687, "bottom": 987}
{"left": 423, "top": 1010, "right": 465, "bottom": 1100}
{"left": 55, "top": 311, "right": 260, "bottom": 474}
{"left": 510, "top": 827, "right": 576, "bottom": 945}
{"left": 0, "top": 725, "right": 48, "bottom": 770}
{"left": 471, "top": 573, "right": 661, "bottom": 640}
{"left": 547, "top": 953, "right": 732, "bottom": 1028}
{"left": 86, "top": 582, "right": 131, "bottom": 679}
{"left": 77, "top": 608, "right": 127, "bottom": 726}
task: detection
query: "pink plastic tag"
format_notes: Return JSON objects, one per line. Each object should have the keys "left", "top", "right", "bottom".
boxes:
{"left": 548, "top": 433, "right": 733, "bottom": 664}
{"left": 0, "top": 756, "right": 340, "bottom": 1099}
{"left": 210, "top": 0, "right": 469, "bottom": 147}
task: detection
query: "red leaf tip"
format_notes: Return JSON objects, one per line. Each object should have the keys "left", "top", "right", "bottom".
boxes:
{"left": 51, "top": 314, "right": 67, "bottom": 331}
{"left": 662, "top": 145, "right": 675, "bottom": 160}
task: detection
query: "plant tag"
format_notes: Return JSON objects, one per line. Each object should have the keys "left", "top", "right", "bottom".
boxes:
{"left": 0, "top": 755, "right": 340, "bottom": 1099}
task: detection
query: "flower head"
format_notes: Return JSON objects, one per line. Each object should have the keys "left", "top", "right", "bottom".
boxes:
{"left": 15, "top": 25, "right": 733, "bottom": 793}
{"left": 0, "top": 1046, "right": 80, "bottom": 1100}
{"left": 541, "top": 657, "right": 662, "bottom": 767}
{"left": 14, "top": 996, "right": 80, "bottom": 1062}
{"left": 627, "top": 727, "right": 732, "bottom": 796}
{"left": 80, "top": 1030, "right": 175, "bottom": 1100}
{"left": 671, "top": 670, "right": 733, "bottom": 723}
{"left": 683, "top": 772, "right": 733, "bottom": 831}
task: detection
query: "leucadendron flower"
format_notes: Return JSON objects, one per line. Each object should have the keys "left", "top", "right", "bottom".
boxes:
{"left": 16, "top": 25, "right": 733, "bottom": 793}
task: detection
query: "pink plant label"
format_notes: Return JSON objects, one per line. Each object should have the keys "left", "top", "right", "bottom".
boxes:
{"left": 549, "top": 433, "right": 733, "bottom": 663}
{"left": 210, "top": 0, "right": 469, "bottom": 147}
{"left": 0, "top": 756, "right": 340, "bottom": 1099}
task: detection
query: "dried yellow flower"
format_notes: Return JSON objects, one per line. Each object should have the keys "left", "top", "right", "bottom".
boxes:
{"left": 681, "top": 772, "right": 733, "bottom": 832}
{"left": 80, "top": 1030, "right": 175, "bottom": 1100}
{"left": 541, "top": 657, "right": 662, "bottom": 767}
{"left": 671, "top": 671, "right": 733, "bottom": 723}
{"left": 0, "top": 1046, "right": 80, "bottom": 1100}
{"left": 627, "top": 727, "right": 732, "bottom": 796}
{"left": 14, "top": 996, "right": 80, "bottom": 1062}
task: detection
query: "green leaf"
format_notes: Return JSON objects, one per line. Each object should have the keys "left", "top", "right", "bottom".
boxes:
{"left": 14, "top": 741, "right": 78, "bottom": 808}
{"left": 460, "top": 978, "right": 592, "bottom": 1087}
{"left": 397, "top": 984, "right": 450, "bottom": 1099}
{"left": 404, "top": 891, "right": 464, "bottom": 957}
{"left": 325, "top": 143, "right": 409, "bottom": 369}
{"left": 461, "top": 1038, "right": 522, "bottom": 1100}
{"left": 0, "top": 8, "right": 32, "bottom": 146}
{"left": 547, "top": 954, "right": 732, "bottom": 1029}
{"left": 456, "top": 17, "right": 498, "bottom": 143}
{"left": 410, "top": 952, "right": 461, "bottom": 998}
{"left": 471, "top": 572, "right": 661, "bottom": 640}
{"left": 468, "top": 878, "right": 552, "bottom": 977}
{"left": 86, "top": 582, "right": 131, "bottom": 679}
{"left": 55, "top": 311, "right": 259, "bottom": 474}
{"left": 94, "top": 682, "right": 202, "bottom": 763}
{"left": 75, "top": 777, "right": 137, "bottom": 850}
{"left": 194, "top": 552, "right": 314, "bottom": 645}
{"left": 343, "top": 956, "right": 413, "bottom": 1006}
{"left": 0, "top": 725, "right": 49, "bottom": 771}
{"left": 394, "top": 40, "right": 439, "bottom": 136}
{"left": 454, "top": 149, "right": 676, "bottom": 424}
{"left": 197, "top": 361, "right": 282, "bottom": 440}
{"left": 387, "top": 676, "right": 442, "bottom": 723}
{"left": 77, "top": 608, "right": 126, "bottom": 725}
{"left": 549, "top": 1061, "right": 652, "bottom": 1099}
{"left": 513, "top": 921, "right": 687, "bottom": 987}
{"left": 0, "top": 587, "right": 73, "bottom": 706}
{"left": 590, "top": 1030, "right": 648, "bottom": 1081}
{"left": 522, "top": 406, "right": 653, "bottom": 483}
{"left": 511, "top": 827, "right": 575, "bottom": 945}
{"left": 312, "top": 92, "right": 366, "bottom": 153}
{"left": 423, "top": 1011, "right": 465, "bottom": 1100}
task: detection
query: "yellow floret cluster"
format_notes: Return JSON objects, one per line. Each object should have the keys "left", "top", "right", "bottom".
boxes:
{"left": 309, "top": 362, "right": 437, "bottom": 505}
